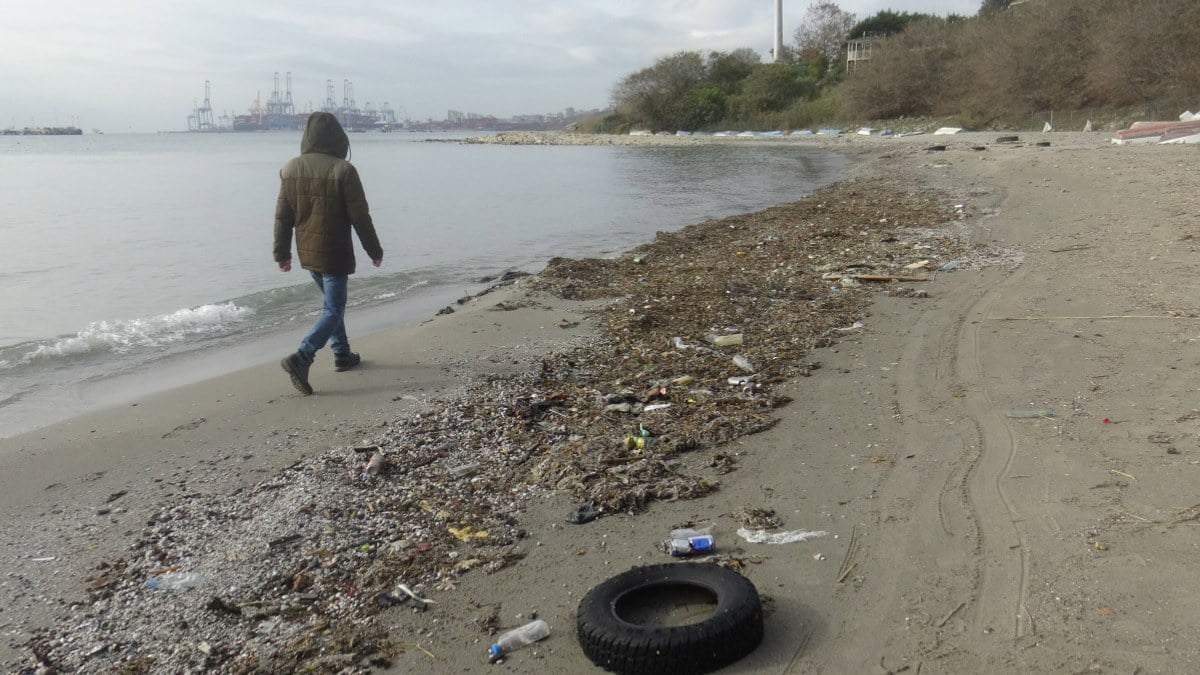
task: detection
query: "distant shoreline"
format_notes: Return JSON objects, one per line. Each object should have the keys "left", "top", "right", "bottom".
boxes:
{"left": 1, "top": 126, "right": 82, "bottom": 136}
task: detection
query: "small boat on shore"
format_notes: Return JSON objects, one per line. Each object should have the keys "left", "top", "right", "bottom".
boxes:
{"left": 1111, "top": 116, "right": 1200, "bottom": 144}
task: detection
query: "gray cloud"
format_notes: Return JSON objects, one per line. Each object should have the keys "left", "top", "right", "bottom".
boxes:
{"left": 0, "top": 0, "right": 979, "bottom": 131}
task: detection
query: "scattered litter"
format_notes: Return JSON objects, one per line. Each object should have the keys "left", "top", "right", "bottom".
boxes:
{"left": 732, "top": 355, "right": 755, "bottom": 372}
{"left": 379, "top": 578, "right": 436, "bottom": 610}
{"left": 365, "top": 450, "right": 386, "bottom": 476}
{"left": 489, "top": 619, "right": 550, "bottom": 663}
{"left": 447, "top": 525, "right": 489, "bottom": 540}
{"left": 727, "top": 375, "right": 755, "bottom": 388}
{"left": 938, "top": 260, "right": 959, "bottom": 272}
{"left": 31, "top": 556, "right": 56, "bottom": 562}
{"left": 834, "top": 321, "right": 865, "bottom": 332}
{"left": 708, "top": 333, "right": 743, "bottom": 347}
{"left": 661, "top": 526, "right": 716, "bottom": 557}
{"left": 24, "top": 165, "right": 1000, "bottom": 674}
{"left": 737, "top": 528, "right": 827, "bottom": 544}
{"left": 643, "top": 403, "right": 671, "bottom": 412}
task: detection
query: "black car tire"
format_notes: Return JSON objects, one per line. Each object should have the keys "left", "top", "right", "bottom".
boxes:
{"left": 576, "top": 563, "right": 763, "bottom": 674}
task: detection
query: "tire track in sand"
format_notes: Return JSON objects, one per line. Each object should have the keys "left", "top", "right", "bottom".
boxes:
{"left": 812, "top": 264, "right": 1024, "bottom": 673}
{"left": 952, "top": 262, "right": 1034, "bottom": 641}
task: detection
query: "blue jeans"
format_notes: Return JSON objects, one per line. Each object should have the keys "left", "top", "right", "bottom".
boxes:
{"left": 297, "top": 272, "right": 350, "bottom": 365}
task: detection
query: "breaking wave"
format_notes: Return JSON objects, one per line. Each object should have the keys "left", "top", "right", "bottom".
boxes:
{"left": 23, "top": 302, "right": 255, "bottom": 362}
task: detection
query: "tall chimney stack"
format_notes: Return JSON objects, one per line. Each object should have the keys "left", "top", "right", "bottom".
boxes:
{"left": 774, "top": 0, "right": 783, "bottom": 62}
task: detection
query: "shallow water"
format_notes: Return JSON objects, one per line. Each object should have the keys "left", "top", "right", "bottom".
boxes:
{"left": 0, "top": 131, "right": 849, "bottom": 436}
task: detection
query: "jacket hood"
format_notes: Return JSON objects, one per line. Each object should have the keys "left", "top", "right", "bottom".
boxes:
{"left": 300, "top": 112, "right": 349, "bottom": 159}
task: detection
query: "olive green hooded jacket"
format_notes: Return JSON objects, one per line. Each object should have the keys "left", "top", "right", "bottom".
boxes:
{"left": 273, "top": 112, "right": 383, "bottom": 275}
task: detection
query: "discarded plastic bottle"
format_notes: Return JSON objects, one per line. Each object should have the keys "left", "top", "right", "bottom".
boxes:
{"left": 711, "top": 333, "right": 743, "bottom": 347}
{"left": 488, "top": 619, "right": 550, "bottom": 662}
{"left": 147, "top": 571, "right": 204, "bottom": 590}
{"left": 661, "top": 527, "right": 716, "bottom": 557}
{"left": 732, "top": 355, "right": 756, "bottom": 373}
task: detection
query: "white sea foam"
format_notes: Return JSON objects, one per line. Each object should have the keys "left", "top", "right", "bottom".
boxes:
{"left": 27, "top": 303, "right": 254, "bottom": 360}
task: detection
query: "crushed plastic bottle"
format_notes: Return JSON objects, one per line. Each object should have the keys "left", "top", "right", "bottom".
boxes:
{"left": 488, "top": 619, "right": 550, "bottom": 662}
{"left": 661, "top": 526, "right": 716, "bottom": 557}
{"left": 147, "top": 571, "right": 204, "bottom": 590}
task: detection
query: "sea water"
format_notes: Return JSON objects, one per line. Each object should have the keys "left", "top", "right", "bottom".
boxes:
{"left": 0, "top": 131, "right": 848, "bottom": 437}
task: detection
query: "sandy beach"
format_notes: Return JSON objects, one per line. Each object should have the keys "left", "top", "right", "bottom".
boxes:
{"left": 4, "top": 129, "right": 1200, "bottom": 674}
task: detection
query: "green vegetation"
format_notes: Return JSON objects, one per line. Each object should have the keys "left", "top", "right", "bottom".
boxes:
{"left": 588, "top": 0, "right": 1200, "bottom": 133}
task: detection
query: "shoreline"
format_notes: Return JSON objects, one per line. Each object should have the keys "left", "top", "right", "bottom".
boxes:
{"left": 7, "top": 130, "right": 1200, "bottom": 673}
{"left": 0, "top": 279, "right": 486, "bottom": 441}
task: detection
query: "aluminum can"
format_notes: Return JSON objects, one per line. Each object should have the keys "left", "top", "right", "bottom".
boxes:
{"left": 661, "top": 534, "right": 716, "bottom": 557}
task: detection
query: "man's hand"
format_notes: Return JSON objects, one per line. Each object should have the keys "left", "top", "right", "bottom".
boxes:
{"left": 372, "top": 258, "right": 382, "bottom": 267}
{"left": 278, "top": 259, "right": 292, "bottom": 272}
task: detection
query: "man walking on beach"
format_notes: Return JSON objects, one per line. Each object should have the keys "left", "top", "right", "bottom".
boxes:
{"left": 274, "top": 111, "right": 384, "bottom": 395}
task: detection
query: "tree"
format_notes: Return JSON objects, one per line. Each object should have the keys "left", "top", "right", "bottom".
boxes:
{"left": 793, "top": 2, "right": 856, "bottom": 64}
{"left": 611, "top": 51, "right": 707, "bottom": 129}
{"left": 675, "top": 86, "right": 728, "bottom": 129}
{"left": 732, "top": 63, "right": 816, "bottom": 114}
{"left": 849, "top": 10, "right": 938, "bottom": 39}
{"left": 978, "top": 0, "right": 1012, "bottom": 15}
{"left": 706, "top": 49, "right": 760, "bottom": 94}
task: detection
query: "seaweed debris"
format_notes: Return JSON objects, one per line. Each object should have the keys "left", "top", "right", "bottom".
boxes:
{"left": 21, "top": 175, "right": 1009, "bottom": 673}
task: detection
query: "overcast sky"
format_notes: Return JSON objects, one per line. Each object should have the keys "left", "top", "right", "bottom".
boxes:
{"left": 1, "top": 1, "right": 980, "bottom": 132}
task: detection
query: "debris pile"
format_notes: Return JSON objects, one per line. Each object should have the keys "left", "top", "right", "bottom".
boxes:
{"left": 21, "top": 173, "right": 1017, "bottom": 673}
